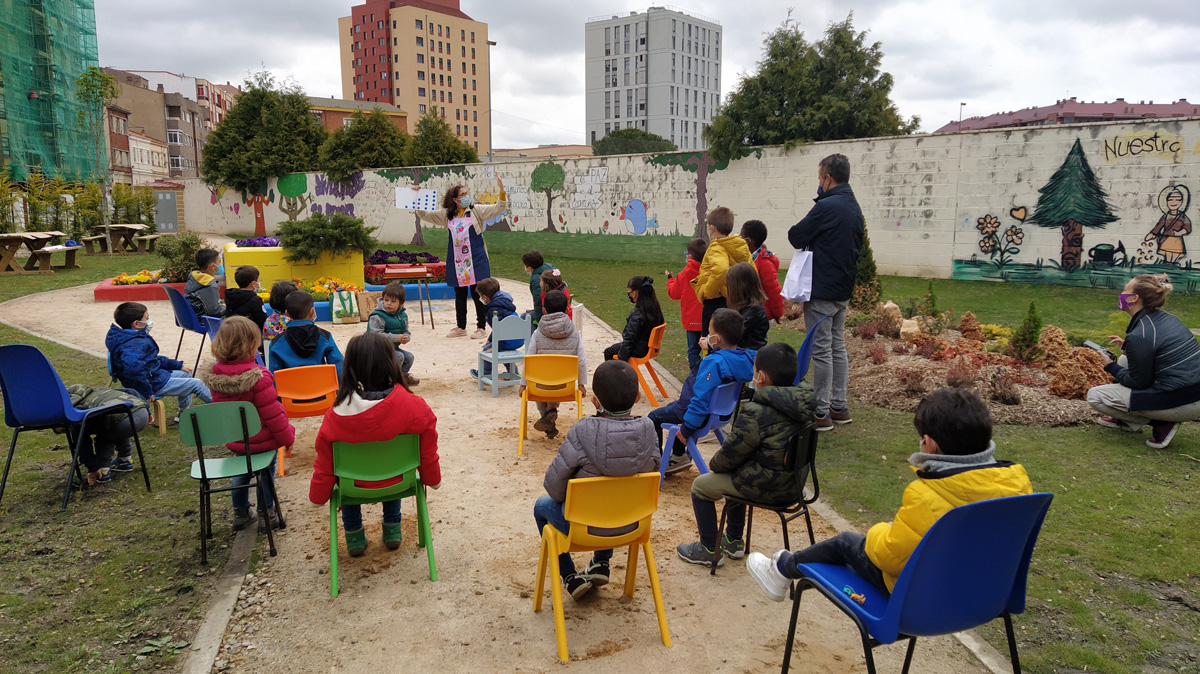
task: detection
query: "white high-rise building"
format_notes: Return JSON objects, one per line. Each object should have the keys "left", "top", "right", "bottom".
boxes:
{"left": 585, "top": 7, "right": 721, "bottom": 150}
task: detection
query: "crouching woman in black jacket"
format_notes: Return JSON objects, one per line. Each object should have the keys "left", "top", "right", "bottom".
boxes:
{"left": 1088, "top": 274, "right": 1200, "bottom": 449}
{"left": 604, "top": 276, "right": 665, "bottom": 362}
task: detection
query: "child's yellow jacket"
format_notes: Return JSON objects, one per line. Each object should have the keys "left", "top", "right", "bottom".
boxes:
{"left": 692, "top": 235, "right": 752, "bottom": 301}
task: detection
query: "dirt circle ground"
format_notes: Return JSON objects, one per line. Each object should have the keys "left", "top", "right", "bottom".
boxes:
{"left": 0, "top": 278, "right": 990, "bottom": 674}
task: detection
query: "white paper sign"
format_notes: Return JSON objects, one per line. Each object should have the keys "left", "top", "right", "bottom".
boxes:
{"left": 395, "top": 188, "right": 440, "bottom": 211}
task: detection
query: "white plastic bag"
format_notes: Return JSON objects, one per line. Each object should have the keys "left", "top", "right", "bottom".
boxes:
{"left": 781, "top": 251, "right": 813, "bottom": 302}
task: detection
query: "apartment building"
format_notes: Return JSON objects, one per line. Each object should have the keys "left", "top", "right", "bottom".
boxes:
{"left": 129, "top": 131, "right": 169, "bottom": 185}
{"left": 308, "top": 96, "right": 408, "bottom": 134}
{"left": 338, "top": 0, "right": 492, "bottom": 156}
{"left": 106, "top": 105, "right": 132, "bottom": 185}
{"left": 585, "top": 7, "right": 722, "bottom": 150}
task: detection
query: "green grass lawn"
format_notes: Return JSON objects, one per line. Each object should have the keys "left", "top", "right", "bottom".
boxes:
{"left": 0, "top": 252, "right": 163, "bottom": 304}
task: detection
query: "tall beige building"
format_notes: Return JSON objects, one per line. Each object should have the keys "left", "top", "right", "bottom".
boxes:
{"left": 338, "top": 0, "right": 492, "bottom": 157}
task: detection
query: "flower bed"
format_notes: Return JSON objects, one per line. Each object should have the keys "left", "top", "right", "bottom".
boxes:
{"left": 112, "top": 270, "right": 161, "bottom": 285}
{"left": 221, "top": 243, "right": 365, "bottom": 292}
{"left": 235, "top": 236, "right": 280, "bottom": 247}
{"left": 366, "top": 249, "right": 441, "bottom": 266}
{"left": 93, "top": 278, "right": 225, "bottom": 303}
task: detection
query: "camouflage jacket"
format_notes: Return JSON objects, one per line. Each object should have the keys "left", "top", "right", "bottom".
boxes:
{"left": 67, "top": 384, "right": 148, "bottom": 431}
{"left": 709, "top": 383, "right": 815, "bottom": 504}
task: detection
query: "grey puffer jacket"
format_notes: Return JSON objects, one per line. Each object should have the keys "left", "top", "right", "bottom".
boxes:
{"left": 523, "top": 312, "right": 586, "bottom": 385}
{"left": 543, "top": 415, "right": 660, "bottom": 502}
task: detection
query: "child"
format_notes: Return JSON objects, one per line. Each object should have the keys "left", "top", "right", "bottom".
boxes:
{"left": 748, "top": 388, "right": 1034, "bottom": 601}
{"left": 520, "top": 290, "right": 587, "bottom": 440}
{"left": 106, "top": 301, "right": 212, "bottom": 418}
{"left": 676, "top": 343, "right": 813, "bottom": 566}
{"left": 693, "top": 206, "right": 752, "bottom": 337}
{"left": 470, "top": 277, "right": 523, "bottom": 379}
{"left": 225, "top": 265, "right": 268, "bottom": 333}
{"left": 726, "top": 261, "right": 770, "bottom": 351}
{"left": 199, "top": 317, "right": 295, "bottom": 533}
{"left": 522, "top": 250, "right": 556, "bottom": 325}
{"left": 603, "top": 275, "right": 665, "bottom": 362}
{"left": 647, "top": 309, "right": 756, "bottom": 474}
{"left": 366, "top": 281, "right": 418, "bottom": 385}
{"left": 666, "top": 238, "right": 707, "bottom": 373}
{"left": 65, "top": 384, "right": 151, "bottom": 486}
{"left": 535, "top": 360, "right": 660, "bottom": 599}
{"left": 263, "top": 280, "right": 297, "bottom": 340}
{"left": 540, "top": 268, "right": 573, "bottom": 320}
{"left": 741, "top": 220, "right": 786, "bottom": 322}
{"left": 185, "top": 248, "right": 226, "bottom": 318}
{"left": 310, "top": 332, "right": 441, "bottom": 556}
{"left": 268, "top": 291, "right": 345, "bottom": 377}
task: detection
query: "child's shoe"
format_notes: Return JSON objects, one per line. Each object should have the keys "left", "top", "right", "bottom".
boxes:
{"left": 258, "top": 508, "right": 287, "bottom": 533}
{"left": 87, "top": 467, "right": 112, "bottom": 486}
{"left": 382, "top": 521, "right": 403, "bottom": 550}
{"left": 721, "top": 533, "right": 746, "bottom": 560}
{"left": 562, "top": 572, "right": 593, "bottom": 600}
{"left": 405, "top": 374, "right": 420, "bottom": 386}
{"left": 582, "top": 559, "right": 609, "bottom": 587}
{"left": 534, "top": 409, "right": 558, "bottom": 432}
{"left": 747, "top": 550, "right": 791, "bottom": 602}
{"left": 676, "top": 541, "right": 724, "bottom": 567}
{"left": 345, "top": 527, "right": 368, "bottom": 557}
{"left": 469, "top": 368, "right": 480, "bottom": 379}
{"left": 665, "top": 453, "right": 693, "bottom": 474}
{"left": 109, "top": 456, "right": 135, "bottom": 472}
{"left": 232, "top": 508, "right": 257, "bottom": 531}
{"left": 544, "top": 422, "right": 559, "bottom": 440}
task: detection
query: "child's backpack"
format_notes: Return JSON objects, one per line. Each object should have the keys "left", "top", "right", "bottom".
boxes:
{"left": 184, "top": 291, "right": 207, "bottom": 322}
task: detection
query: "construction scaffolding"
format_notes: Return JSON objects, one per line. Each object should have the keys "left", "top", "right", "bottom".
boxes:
{"left": 0, "top": 0, "right": 100, "bottom": 181}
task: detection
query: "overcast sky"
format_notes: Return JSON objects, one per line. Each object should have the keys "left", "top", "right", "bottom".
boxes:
{"left": 96, "top": 0, "right": 1200, "bottom": 148}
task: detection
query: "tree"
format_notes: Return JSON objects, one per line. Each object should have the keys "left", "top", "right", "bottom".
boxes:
{"left": 530, "top": 162, "right": 565, "bottom": 233}
{"left": 646, "top": 148, "right": 760, "bottom": 239}
{"left": 75, "top": 66, "right": 119, "bottom": 254}
{"left": 593, "top": 128, "right": 676, "bottom": 156}
{"left": 319, "top": 109, "right": 410, "bottom": 184}
{"left": 1028, "top": 138, "right": 1119, "bottom": 271}
{"left": 405, "top": 111, "right": 478, "bottom": 167}
{"left": 704, "top": 14, "right": 918, "bottom": 163}
{"left": 201, "top": 71, "right": 326, "bottom": 234}
{"left": 850, "top": 226, "right": 881, "bottom": 310}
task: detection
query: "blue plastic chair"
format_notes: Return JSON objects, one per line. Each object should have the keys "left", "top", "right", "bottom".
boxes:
{"left": 794, "top": 314, "right": 828, "bottom": 384}
{"left": 163, "top": 285, "right": 211, "bottom": 373}
{"left": 477, "top": 313, "right": 531, "bottom": 397}
{"left": 106, "top": 353, "right": 168, "bottom": 436}
{"left": 0, "top": 344, "right": 151, "bottom": 510}
{"left": 659, "top": 380, "right": 742, "bottom": 485}
{"left": 781, "top": 493, "right": 1054, "bottom": 674}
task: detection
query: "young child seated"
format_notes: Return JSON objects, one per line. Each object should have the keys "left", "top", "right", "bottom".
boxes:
{"left": 199, "top": 317, "right": 295, "bottom": 533}
{"left": 520, "top": 290, "right": 587, "bottom": 440}
{"left": 310, "top": 332, "right": 441, "bottom": 556}
{"left": 267, "top": 291, "right": 344, "bottom": 377}
{"left": 185, "top": 248, "right": 226, "bottom": 318}
{"left": 65, "top": 384, "right": 151, "bottom": 486}
{"left": 726, "top": 261, "right": 770, "bottom": 351}
{"left": 224, "top": 265, "right": 268, "bottom": 333}
{"left": 470, "top": 277, "right": 523, "bottom": 379}
{"left": 741, "top": 220, "right": 785, "bottom": 322}
{"left": 522, "top": 250, "right": 556, "bottom": 325}
{"left": 535, "top": 360, "right": 660, "bottom": 600}
{"left": 676, "top": 343, "right": 813, "bottom": 566}
{"left": 366, "top": 281, "right": 418, "bottom": 385}
{"left": 666, "top": 238, "right": 707, "bottom": 373}
{"left": 106, "top": 301, "right": 212, "bottom": 419}
{"left": 647, "top": 308, "right": 756, "bottom": 474}
{"left": 748, "top": 388, "right": 1034, "bottom": 601}
{"left": 603, "top": 275, "right": 665, "bottom": 362}
{"left": 539, "top": 268, "right": 573, "bottom": 320}
{"left": 262, "top": 280, "right": 298, "bottom": 340}
{"left": 693, "top": 206, "right": 752, "bottom": 337}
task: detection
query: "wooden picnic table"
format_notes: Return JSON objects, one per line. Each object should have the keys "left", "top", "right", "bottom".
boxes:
{"left": 94, "top": 223, "right": 149, "bottom": 254}
{"left": 0, "top": 231, "right": 70, "bottom": 275}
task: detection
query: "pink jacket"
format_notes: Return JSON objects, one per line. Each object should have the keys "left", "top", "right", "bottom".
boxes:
{"left": 199, "top": 359, "right": 296, "bottom": 454}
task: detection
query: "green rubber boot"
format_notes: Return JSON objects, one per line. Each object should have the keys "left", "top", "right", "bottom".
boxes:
{"left": 345, "top": 527, "right": 368, "bottom": 557}
{"left": 382, "top": 521, "right": 403, "bottom": 550}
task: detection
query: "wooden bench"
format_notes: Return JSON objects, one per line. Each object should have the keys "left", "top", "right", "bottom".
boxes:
{"left": 28, "top": 245, "right": 83, "bottom": 272}
{"left": 81, "top": 235, "right": 109, "bottom": 255}
{"left": 134, "top": 234, "right": 163, "bottom": 254}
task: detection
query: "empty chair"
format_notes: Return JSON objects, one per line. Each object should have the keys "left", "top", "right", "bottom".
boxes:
{"left": 273, "top": 364, "right": 339, "bottom": 476}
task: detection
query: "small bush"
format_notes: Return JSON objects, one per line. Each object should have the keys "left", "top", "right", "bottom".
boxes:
{"left": 845, "top": 313, "right": 872, "bottom": 330}
{"left": 946, "top": 357, "right": 980, "bottom": 388}
{"left": 900, "top": 297, "right": 921, "bottom": 319}
{"left": 898, "top": 368, "right": 932, "bottom": 395}
{"left": 913, "top": 335, "right": 943, "bottom": 359}
{"left": 858, "top": 318, "right": 880, "bottom": 340}
{"left": 892, "top": 341, "right": 910, "bottom": 355}
{"left": 277, "top": 211, "right": 378, "bottom": 263}
{"left": 986, "top": 367, "right": 1022, "bottom": 405}
{"left": 869, "top": 343, "right": 889, "bottom": 365}
{"left": 156, "top": 230, "right": 210, "bottom": 283}
{"left": 1008, "top": 301, "right": 1044, "bottom": 362}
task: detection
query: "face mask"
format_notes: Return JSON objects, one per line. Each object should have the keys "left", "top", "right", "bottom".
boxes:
{"left": 1119, "top": 293, "right": 1138, "bottom": 310}
{"left": 628, "top": 293, "right": 636, "bottom": 304}
{"left": 459, "top": 195, "right": 472, "bottom": 208}
{"left": 816, "top": 185, "right": 825, "bottom": 197}
{"left": 216, "top": 265, "right": 225, "bottom": 276}
{"left": 142, "top": 319, "right": 154, "bottom": 333}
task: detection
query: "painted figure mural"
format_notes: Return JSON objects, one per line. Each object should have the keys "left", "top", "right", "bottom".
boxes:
{"left": 1146, "top": 184, "right": 1191, "bottom": 264}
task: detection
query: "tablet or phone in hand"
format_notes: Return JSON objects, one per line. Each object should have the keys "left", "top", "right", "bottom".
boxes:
{"left": 1084, "top": 340, "right": 1114, "bottom": 359}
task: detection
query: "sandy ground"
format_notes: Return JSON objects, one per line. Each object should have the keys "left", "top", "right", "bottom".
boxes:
{"left": 0, "top": 277, "right": 990, "bottom": 674}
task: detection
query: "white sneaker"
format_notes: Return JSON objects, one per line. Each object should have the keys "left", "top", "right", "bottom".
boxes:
{"left": 747, "top": 550, "right": 790, "bottom": 602}
{"left": 446, "top": 327, "right": 467, "bottom": 338}
{"left": 471, "top": 328, "right": 488, "bottom": 339}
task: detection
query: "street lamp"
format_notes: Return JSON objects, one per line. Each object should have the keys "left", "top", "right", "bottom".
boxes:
{"left": 487, "top": 39, "right": 497, "bottom": 162}
{"left": 959, "top": 102, "right": 966, "bottom": 127}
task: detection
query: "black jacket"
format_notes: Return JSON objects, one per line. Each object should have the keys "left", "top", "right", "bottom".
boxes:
{"left": 225, "top": 288, "right": 268, "bottom": 331}
{"left": 739, "top": 303, "right": 770, "bottom": 350}
{"left": 1105, "top": 309, "right": 1200, "bottom": 410}
{"left": 618, "top": 307, "right": 659, "bottom": 361}
{"left": 788, "top": 183, "right": 864, "bottom": 303}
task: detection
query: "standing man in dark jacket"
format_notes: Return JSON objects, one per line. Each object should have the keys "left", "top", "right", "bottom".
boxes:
{"left": 788, "top": 154, "right": 864, "bottom": 431}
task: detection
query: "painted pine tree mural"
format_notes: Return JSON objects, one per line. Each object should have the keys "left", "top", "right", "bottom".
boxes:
{"left": 1028, "top": 138, "right": 1119, "bottom": 271}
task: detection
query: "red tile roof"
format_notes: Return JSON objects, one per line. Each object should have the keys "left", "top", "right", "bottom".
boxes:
{"left": 936, "top": 99, "right": 1200, "bottom": 133}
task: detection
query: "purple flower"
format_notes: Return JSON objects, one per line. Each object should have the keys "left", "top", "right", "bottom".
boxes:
{"left": 366, "top": 249, "right": 442, "bottom": 265}
{"left": 236, "top": 236, "right": 280, "bottom": 247}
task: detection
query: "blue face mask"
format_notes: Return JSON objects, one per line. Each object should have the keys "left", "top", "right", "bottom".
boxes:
{"left": 459, "top": 195, "right": 472, "bottom": 208}
{"left": 216, "top": 265, "right": 225, "bottom": 276}
{"left": 816, "top": 185, "right": 826, "bottom": 197}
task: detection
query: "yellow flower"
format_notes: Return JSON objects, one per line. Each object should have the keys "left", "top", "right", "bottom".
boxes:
{"left": 976, "top": 215, "right": 1001, "bottom": 236}
{"left": 1004, "top": 226, "right": 1024, "bottom": 245}
{"left": 979, "top": 238, "right": 997, "bottom": 254}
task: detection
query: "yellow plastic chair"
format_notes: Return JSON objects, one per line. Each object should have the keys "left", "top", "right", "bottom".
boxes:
{"left": 274, "top": 364, "right": 339, "bottom": 476}
{"left": 624, "top": 323, "right": 668, "bottom": 407}
{"left": 519, "top": 355, "right": 583, "bottom": 456}
{"left": 533, "top": 473, "right": 671, "bottom": 662}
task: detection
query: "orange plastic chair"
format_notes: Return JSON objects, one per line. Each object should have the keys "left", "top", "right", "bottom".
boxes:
{"left": 622, "top": 323, "right": 668, "bottom": 407}
{"left": 519, "top": 355, "right": 583, "bottom": 456}
{"left": 533, "top": 472, "right": 671, "bottom": 662}
{"left": 273, "top": 364, "right": 339, "bottom": 475}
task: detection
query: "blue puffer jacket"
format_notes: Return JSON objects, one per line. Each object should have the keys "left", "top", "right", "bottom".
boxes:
{"left": 484, "top": 290, "right": 524, "bottom": 351}
{"left": 1105, "top": 309, "right": 1200, "bottom": 410}
{"left": 683, "top": 347, "right": 757, "bottom": 431}
{"left": 105, "top": 324, "right": 183, "bottom": 400}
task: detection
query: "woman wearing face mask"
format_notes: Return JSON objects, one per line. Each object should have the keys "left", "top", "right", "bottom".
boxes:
{"left": 1087, "top": 274, "right": 1200, "bottom": 449}
{"left": 412, "top": 176, "right": 506, "bottom": 338}
{"left": 603, "top": 275, "right": 665, "bottom": 362}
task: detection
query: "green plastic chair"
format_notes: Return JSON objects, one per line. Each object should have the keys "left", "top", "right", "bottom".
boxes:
{"left": 329, "top": 435, "right": 436, "bottom": 596}
{"left": 180, "top": 402, "right": 284, "bottom": 565}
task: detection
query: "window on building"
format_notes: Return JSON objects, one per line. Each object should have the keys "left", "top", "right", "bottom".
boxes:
{"left": 417, "top": 53, "right": 424, "bottom": 63}
{"left": 170, "top": 155, "right": 183, "bottom": 170}
{"left": 471, "top": 31, "right": 475, "bottom": 42}
{"left": 418, "top": 71, "right": 425, "bottom": 80}
{"left": 415, "top": 19, "right": 422, "bottom": 29}
{"left": 462, "top": 62, "right": 467, "bottom": 73}
{"left": 438, "top": 25, "right": 442, "bottom": 35}
{"left": 419, "top": 104, "right": 427, "bottom": 113}
{"left": 471, "top": 47, "right": 475, "bottom": 58}
{"left": 418, "top": 87, "right": 426, "bottom": 97}
{"left": 416, "top": 36, "right": 423, "bottom": 46}
{"left": 473, "top": 110, "right": 477, "bottom": 121}
{"left": 456, "top": 124, "right": 461, "bottom": 134}
{"left": 472, "top": 95, "right": 477, "bottom": 105}
{"left": 449, "top": 92, "right": 454, "bottom": 102}
{"left": 461, "top": 29, "right": 465, "bottom": 39}
{"left": 473, "top": 126, "right": 477, "bottom": 136}
{"left": 441, "top": 106, "right": 446, "bottom": 115}
{"left": 167, "top": 130, "right": 182, "bottom": 145}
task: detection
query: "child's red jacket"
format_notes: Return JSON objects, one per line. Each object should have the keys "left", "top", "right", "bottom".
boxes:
{"left": 754, "top": 248, "right": 785, "bottom": 321}
{"left": 667, "top": 259, "right": 703, "bottom": 331}
{"left": 309, "top": 386, "right": 441, "bottom": 505}
{"left": 199, "top": 359, "right": 295, "bottom": 454}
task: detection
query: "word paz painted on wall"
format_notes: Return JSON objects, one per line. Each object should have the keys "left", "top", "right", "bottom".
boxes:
{"left": 310, "top": 203, "right": 356, "bottom": 217}
{"left": 314, "top": 172, "right": 366, "bottom": 199}
{"left": 570, "top": 166, "right": 608, "bottom": 210}
{"left": 1103, "top": 132, "right": 1183, "bottom": 163}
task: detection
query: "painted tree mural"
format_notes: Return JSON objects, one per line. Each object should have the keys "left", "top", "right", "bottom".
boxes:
{"left": 1028, "top": 138, "right": 1118, "bottom": 271}
{"left": 530, "top": 162, "right": 565, "bottom": 233}
{"left": 244, "top": 180, "right": 275, "bottom": 236}
{"left": 646, "top": 148, "right": 761, "bottom": 240}
{"left": 378, "top": 166, "right": 471, "bottom": 245}
{"left": 277, "top": 173, "right": 309, "bottom": 221}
